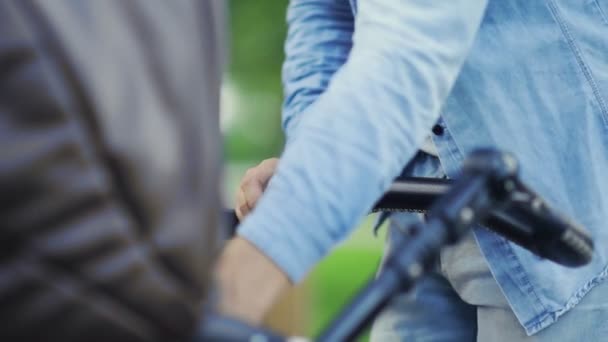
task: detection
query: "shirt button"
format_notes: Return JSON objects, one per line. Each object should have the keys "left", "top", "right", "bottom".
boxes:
{"left": 432, "top": 124, "right": 444, "bottom": 136}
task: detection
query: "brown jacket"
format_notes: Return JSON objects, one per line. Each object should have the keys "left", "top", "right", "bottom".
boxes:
{"left": 0, "top": 1, "right": 224, "bottom": 340}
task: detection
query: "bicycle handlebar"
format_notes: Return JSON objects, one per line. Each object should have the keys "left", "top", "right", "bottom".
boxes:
{"left": 374, "top": 176, "right": 593, "bottom": 267}
{"left": 216, "top": 149, "right": 594, "bottom": 342}
{"left": 225, "top": 174, "right": 593, "bottom": 267}
{"left": 318, "top": 149, "right": 594, "bottom": 341}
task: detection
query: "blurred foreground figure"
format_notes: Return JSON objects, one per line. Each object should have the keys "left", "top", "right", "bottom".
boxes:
{"left": 0, "top": 1, "right": 224, "bottom": 340}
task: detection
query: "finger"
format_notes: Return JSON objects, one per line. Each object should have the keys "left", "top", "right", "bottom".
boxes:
{"left": 235, "top": 185, "right": 246, "bottom": 209}
{"left": 235, "top": 189, "right": 250, "bottom": 220}
{"left": 235, "top": 158, "right": 279, "bottom": 220}
{"left": 243, "top": 181, "right": 264, "bottom": 211}
{"left": 235, "top": 206, "right": 243, "bottom": 221}
{"left": 256, "top": 158, "right": 279, "bottom": 189}
{"left": 237, "top": 203, "right": 250, "bottom": 221}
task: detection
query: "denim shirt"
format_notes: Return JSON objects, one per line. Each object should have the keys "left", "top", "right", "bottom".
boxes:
{"left": 238, "top": 0, "right": 608, "bottom": 335}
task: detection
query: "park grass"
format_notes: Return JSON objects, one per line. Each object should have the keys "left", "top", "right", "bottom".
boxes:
{"left": 307, "top": 217, "right": 387, "bottom": 341}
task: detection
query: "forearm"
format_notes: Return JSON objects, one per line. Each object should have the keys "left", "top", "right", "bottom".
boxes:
{"left": 217, "top": 0, "right": 489, "bottom": 323}
{"left": 241, "top": 0, "right": 489, "bottom": 282}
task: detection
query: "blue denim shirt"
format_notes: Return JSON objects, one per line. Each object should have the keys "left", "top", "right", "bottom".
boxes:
{"left": 238, "top": 0, "right": 608, "bottom": 335}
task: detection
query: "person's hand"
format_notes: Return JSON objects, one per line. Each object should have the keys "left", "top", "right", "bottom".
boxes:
{"left": 235, "top": 158, "right": 279, "bottom": 220}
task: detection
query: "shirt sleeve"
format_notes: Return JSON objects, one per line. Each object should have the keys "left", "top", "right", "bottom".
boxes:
{"left": 281, "top": 0, "right": 354, "bottom": 141}
{"left": 239, "top": 0, "right": 489, "bottom": 282}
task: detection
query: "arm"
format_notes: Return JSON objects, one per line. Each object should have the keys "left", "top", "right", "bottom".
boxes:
{"left": 281, "top": 0, "right": 354, "bottom": 140}
{"left": 217, "top": 0, "right": 488, "bottom": 322}
{"left": 220, "top": 0, "right": 355, "bottom": 321}
{"left": 235, "top": 0, "right": 354, "bottom": 220}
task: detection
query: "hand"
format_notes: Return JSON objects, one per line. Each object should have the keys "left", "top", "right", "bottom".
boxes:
{"left": 235, "top": 158, "right": 279, "bottom": 220}
{"left": 214, "top": 237, "right": 290, "bottom": 324}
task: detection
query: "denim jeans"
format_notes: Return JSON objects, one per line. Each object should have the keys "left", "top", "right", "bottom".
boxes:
{"left": 370, "top": 219, "right": 608, "bottom": 342}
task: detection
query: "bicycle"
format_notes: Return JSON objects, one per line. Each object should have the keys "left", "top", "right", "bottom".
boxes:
{"left": 203, "top": 149, "right": 594, "bottom": 341}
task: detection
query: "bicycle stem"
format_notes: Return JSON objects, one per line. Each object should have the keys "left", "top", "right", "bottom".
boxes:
{"left": 318, "top": 149, "right": 518, "bottom": 342}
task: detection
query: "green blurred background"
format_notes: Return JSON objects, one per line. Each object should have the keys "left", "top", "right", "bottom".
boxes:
{"left": 223, "top": 1, "right": 387, "bottom": 340}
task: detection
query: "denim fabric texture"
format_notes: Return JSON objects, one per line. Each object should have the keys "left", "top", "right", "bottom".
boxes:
{"left": 238, "top": 0, "right": 608, "bottom": 335}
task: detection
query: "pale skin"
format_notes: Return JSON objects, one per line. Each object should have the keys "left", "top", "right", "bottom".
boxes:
{"left": 234, "top": 158, "right": 279, "bottom": 221}
{"left": 214, "top": 158, "right": 288, "bottom": 324}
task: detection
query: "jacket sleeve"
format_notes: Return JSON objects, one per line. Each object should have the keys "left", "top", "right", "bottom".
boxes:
{"left": 239, "top": 0, "right": 489, "bottom": 282}
{"left": 281, "top": 0, "right": 354, "bottom": 140}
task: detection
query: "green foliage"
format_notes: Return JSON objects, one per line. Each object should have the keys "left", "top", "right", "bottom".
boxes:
{"left": 309, "top": 248, "right": 381, "bottom": 341}
{"left": 306, "top": 216, "right": 386, "bottom": 341}
{"left": 226, "top": 3, "right": 386, "bottom": 340}
{"left": 225, "top": 0, "right": 289, "bottom": 161}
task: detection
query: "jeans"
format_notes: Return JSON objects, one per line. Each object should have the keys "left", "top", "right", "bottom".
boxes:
{"left": 370, "top": 221, "right": 608, "bottom": 342}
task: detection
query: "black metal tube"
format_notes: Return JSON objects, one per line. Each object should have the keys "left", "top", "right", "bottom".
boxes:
{"left": 317, "top": 269, "right": 401, "bottom": 342}
{"left": 319, "top": 158, "right": 506, "bottom": 341}
{"left": 372, "top": 177, "right": 449, "bottom": 212}
{"left": 372, "top": 177, "right": 593, "bottom": 266}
